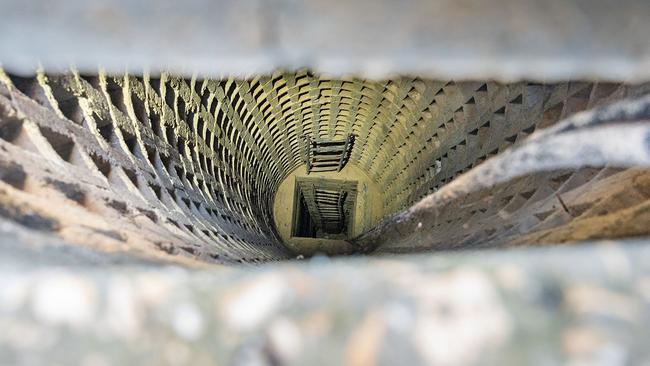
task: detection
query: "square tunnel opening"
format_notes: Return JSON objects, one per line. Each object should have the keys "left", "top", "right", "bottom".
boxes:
{"left": 291, "top": 177, "right": 357, "bottom": 240}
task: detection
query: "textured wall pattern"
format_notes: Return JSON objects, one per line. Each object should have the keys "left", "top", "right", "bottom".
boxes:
{"left": 357, "top": 94, "right": 650, "bottom": 253}
{"left": 0, "top": 69, "right": 648, "bottom": 260}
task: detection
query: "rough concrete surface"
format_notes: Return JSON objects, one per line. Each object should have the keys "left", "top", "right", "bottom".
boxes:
{"left": 1, "top": 237, "right": 649, "bottom": 366}
{"left": 0, "top": 0, "right": 649, "bottom": 81}
{"left": 356, "top": 95, "right": 650, "bottom": 253}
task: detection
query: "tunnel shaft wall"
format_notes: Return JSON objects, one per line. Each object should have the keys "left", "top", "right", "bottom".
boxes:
{"left": 1, "top": 68, "right": 649, "bottom": 261}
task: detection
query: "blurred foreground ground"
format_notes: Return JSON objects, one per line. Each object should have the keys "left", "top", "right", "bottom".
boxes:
{"left": 1, "top": 220, "right": 649, "bottom": 366}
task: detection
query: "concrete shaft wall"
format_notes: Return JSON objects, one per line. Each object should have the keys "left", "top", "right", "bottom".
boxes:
{"left": 1, "top": 68, "right": 649, "bottom": 260}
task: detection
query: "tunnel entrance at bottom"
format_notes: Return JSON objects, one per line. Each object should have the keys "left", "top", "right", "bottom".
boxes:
{"left": 291, "top": 177, "right": 357, "bottom": 240}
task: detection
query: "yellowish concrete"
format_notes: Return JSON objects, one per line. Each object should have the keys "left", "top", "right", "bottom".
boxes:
{"left": 273, "top": 163, "right": 384, "bottom": 255}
